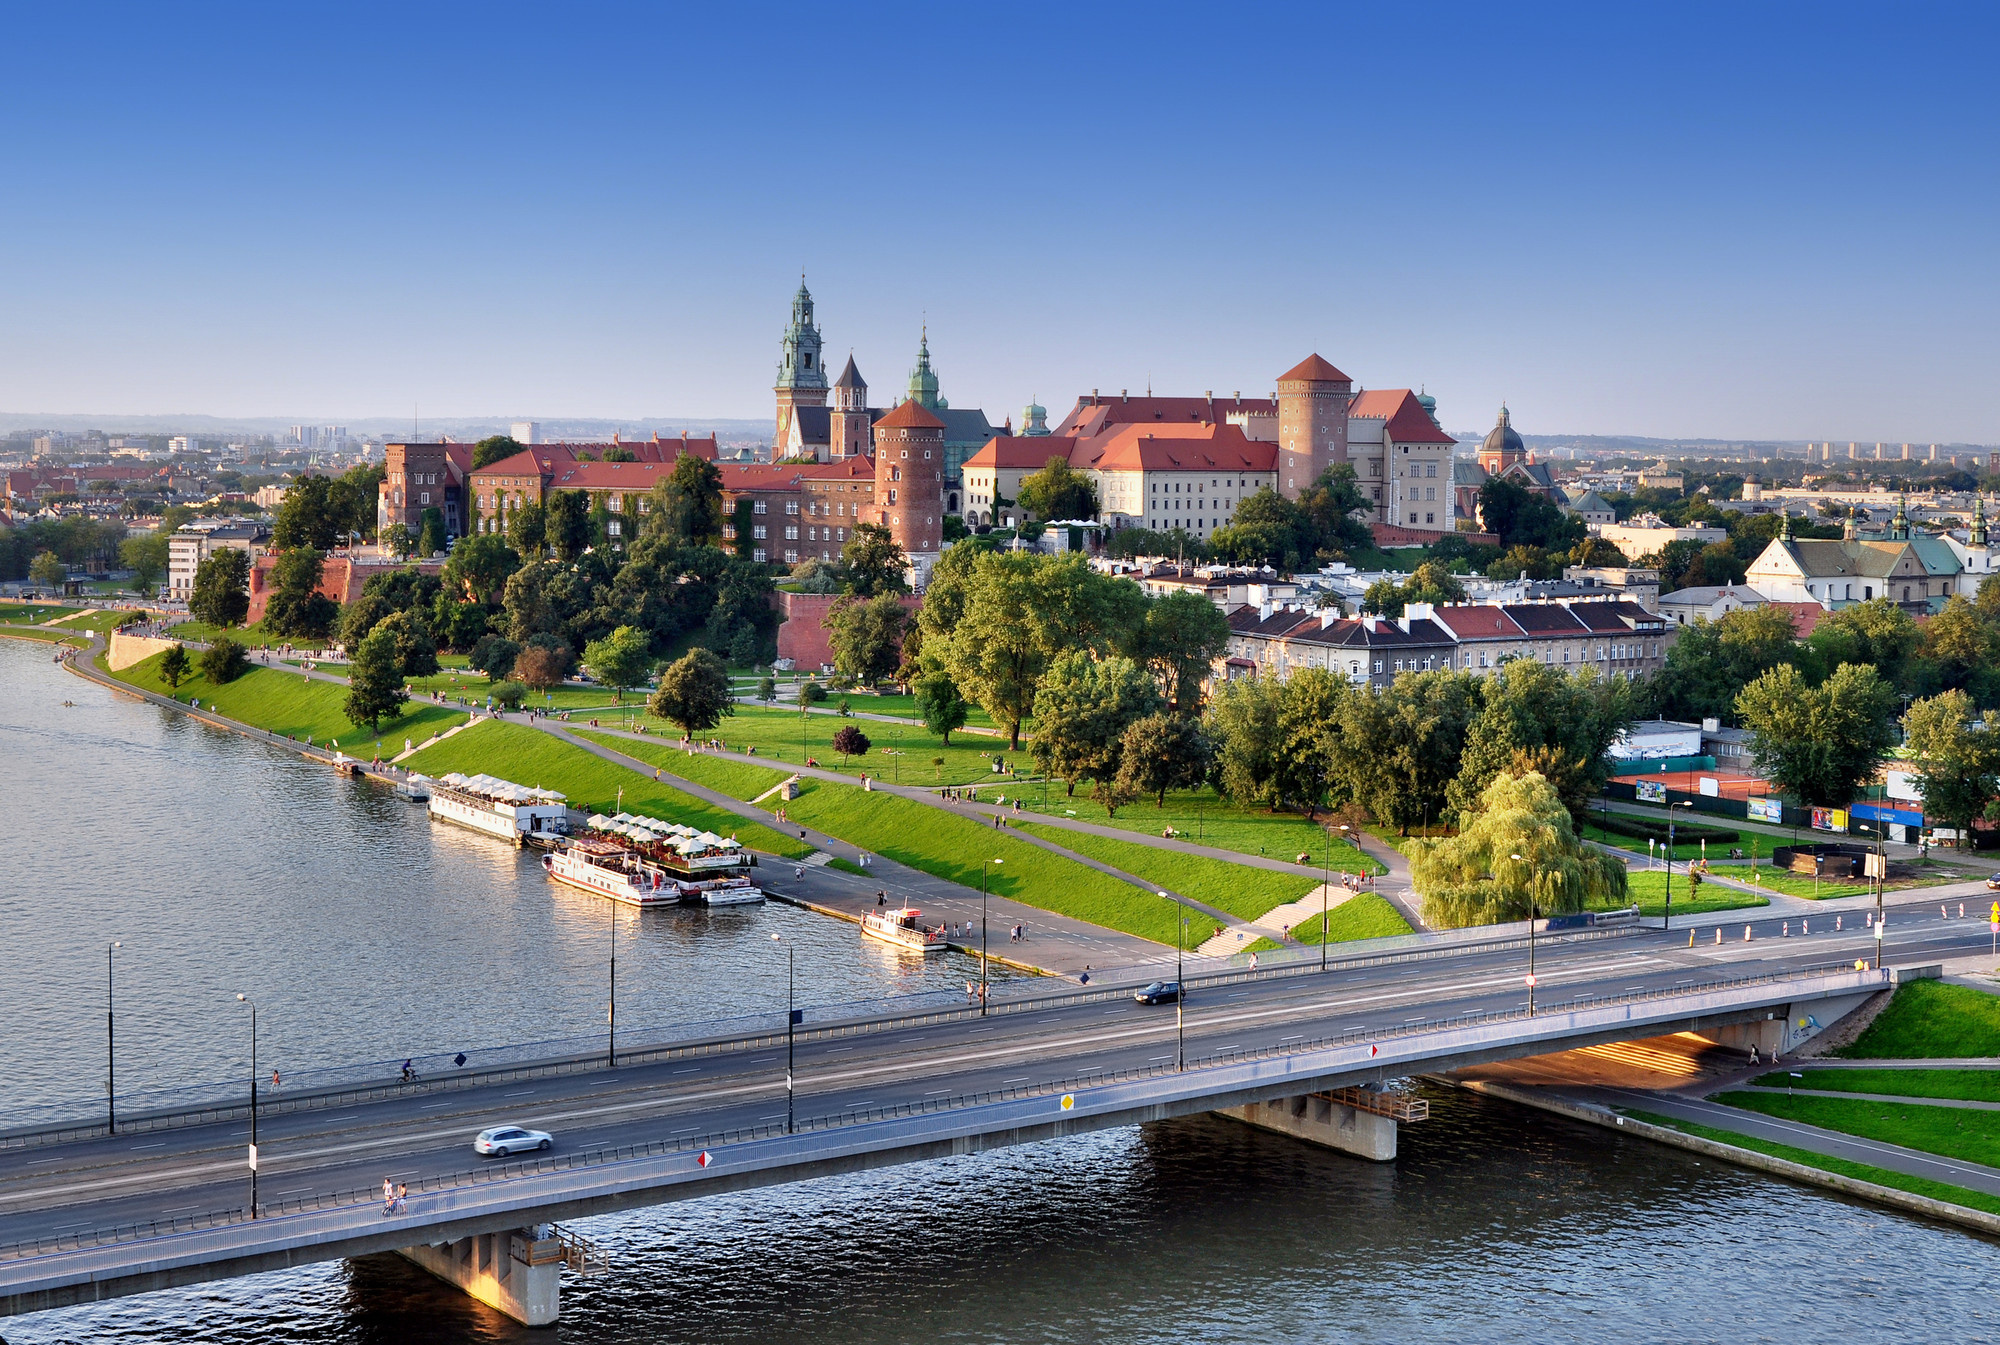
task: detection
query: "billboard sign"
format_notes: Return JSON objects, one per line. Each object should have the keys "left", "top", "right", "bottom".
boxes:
{"left": 1636, "top": 780, "right": 1668, "bottom": 803}
{"left": 1748, "top": 797, "right": 1783, "bottom": 823}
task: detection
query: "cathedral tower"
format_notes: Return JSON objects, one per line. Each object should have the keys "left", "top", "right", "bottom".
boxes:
{"left": 830, "top": 354, "right": 871, "bottom": 460}
{"left": 906, "top": 328, "right": 944, "bottom": 411}
{"left": 774, "top": 279, "right": 828, "bottom": 450}
{"left": 1275, "top": 354, "right": 1352, "bottom": 498}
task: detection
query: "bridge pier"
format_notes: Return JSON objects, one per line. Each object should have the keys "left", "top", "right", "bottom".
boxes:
{"left": 1216, "top": 1087, "right": 1422, "bottom": 1162}
{"left": 398, "top": 1226, "right": 564, "bottom": 1327}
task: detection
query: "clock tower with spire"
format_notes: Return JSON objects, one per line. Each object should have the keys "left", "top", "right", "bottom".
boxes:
{"left": 774, "top": 278, "right": 828, "bottom": 451}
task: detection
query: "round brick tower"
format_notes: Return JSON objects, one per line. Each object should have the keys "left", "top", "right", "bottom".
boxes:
{"left": 872, "top": 399, "right": 946, "bottom": 554}
{"left": 1276, "top": 353, "right": 1353, "bottom": 498}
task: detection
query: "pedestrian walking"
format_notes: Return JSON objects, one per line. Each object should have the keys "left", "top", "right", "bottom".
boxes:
{"left": 382, "top": 1178, "right": 395, "bottom": 1215}
{"left": 394, "top": 1182, "right": 408, "bottom": 1214}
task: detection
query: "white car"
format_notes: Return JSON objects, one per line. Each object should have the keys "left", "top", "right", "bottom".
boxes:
{"left": 474, "top": 1125, "right": 553, "bottom": 1158}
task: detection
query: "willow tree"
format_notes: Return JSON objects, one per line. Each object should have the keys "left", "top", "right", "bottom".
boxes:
{"left": 1412, "top": 771, "right": 1627, "bottom": 929}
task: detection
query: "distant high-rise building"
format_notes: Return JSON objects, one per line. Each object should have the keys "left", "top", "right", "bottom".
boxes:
{"left": 168, "top": 435, "right": 196, "bottom": 453}
{"left": 511, "top": 421, "right": 540, "bottom": 445}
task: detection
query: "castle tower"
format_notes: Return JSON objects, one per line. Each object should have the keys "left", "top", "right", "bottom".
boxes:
{"left": 773, "top": 279, "right": 828, "bottom": 451}
{"left": 907, "top": 328, "right": 943, "bottom": 411}
{"left": 872, "top": 399, "right": 946, "bottom": 555}
{"left": 1275, "top": 354, "right": 1353, "bottom": 497}
{"left": 829, "top": 354, "right": 871, "bottom": 460}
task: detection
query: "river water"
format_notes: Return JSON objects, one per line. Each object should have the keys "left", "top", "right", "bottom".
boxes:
{"left": 3, "top": 637, "right": 1996, "bottom": 1343}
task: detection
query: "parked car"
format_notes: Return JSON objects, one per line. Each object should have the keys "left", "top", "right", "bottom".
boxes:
{"left": 1133, "top": 981, "right": 1182, "bottom": 1005}
{"left": 474, "top": 1125, "right": 553, "bottom": 1157}
{"left": 1984, "top": 874, "right": 2000, "bottom": 892}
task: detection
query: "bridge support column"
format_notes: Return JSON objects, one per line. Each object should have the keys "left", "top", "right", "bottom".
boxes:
{"left": 398, "top": 1226, "right": 563, "bottom": 1327}
{"left": 1216, "top": 1094, "right": 1399, "bottom": 1161}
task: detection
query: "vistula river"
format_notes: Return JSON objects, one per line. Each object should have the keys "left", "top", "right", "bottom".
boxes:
{"left": 2, "top": 636, "right": 1996, "bottom": 1343}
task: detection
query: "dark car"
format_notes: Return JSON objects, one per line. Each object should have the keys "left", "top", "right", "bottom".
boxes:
{"left": 1133, "top": 981, "right": 1182, "bottom": 1005}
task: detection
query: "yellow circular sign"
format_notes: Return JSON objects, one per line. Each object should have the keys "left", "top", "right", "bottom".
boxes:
{"left": 1060, "top": 1093, "right": 1075, "bottom": 1111}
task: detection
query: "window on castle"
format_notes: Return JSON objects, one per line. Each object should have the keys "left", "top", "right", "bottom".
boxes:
{"left": 754, "top": 500, "right": 767, "bottom": 514}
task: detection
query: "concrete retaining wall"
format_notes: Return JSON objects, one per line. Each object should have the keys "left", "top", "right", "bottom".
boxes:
{"left": 107, "top": 632, "right": 181, "bottom": 671}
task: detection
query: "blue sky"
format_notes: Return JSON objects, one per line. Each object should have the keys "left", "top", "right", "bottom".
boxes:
{"left": 1, "top": 2, "right": 1994, "bottom": 442}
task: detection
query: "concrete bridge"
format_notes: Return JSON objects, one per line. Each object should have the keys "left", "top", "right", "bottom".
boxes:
{"left": 0, "top": 900, "right": 1976, "bottom": 1326}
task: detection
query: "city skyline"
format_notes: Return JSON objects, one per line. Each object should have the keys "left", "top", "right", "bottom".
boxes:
{"left": 2, "top": 3, "right": 1993, "bottom": 442}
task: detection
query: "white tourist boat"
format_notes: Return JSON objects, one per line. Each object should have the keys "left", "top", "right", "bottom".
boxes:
{"left": 542, "top": 839, "right": 680, "bottom": 907}
{"left": 675, "top": 874, "right": 765, "bottom": 906}
{"left": 567, "top": 812, "right": 765, "bottom": 905}
{"left": 860, "top": 906, "right": 950, "bottom": 955}
{"left": 395, "top": 774, "right": 431, "bottom": 802}
{"left": 427, "top": 773, "right": 569, "bottom": 846}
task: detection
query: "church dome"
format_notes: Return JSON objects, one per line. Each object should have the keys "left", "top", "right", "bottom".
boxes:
{"left": 1482, "top": 405, "right": 1523, "bottom": 459}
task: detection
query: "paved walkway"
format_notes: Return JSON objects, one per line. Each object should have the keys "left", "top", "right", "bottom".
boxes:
{"left": 1732, "top": 1085, "right": 2000, "bottom": 1111}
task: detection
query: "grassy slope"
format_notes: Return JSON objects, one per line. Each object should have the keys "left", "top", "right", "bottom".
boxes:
{"left": 1019, "top": 786, "right": 1384, "bottom": 875}
{"left": 1013, "top": 821, "right": 1316, "bottom": 923}
{"left": 572, "top": 730, "right": 792, "bottom": 802}
{"left": 402, "top": 720, "right": 810, "bottom": 859}
{"left": 111, "top": 649, "right": 468, "bottom": 753}
{"left": 1621, "top": 1108, "right": 2000, "bottom": 1218}
{"left": 0, "top": 626, "right": 81, "bottom": 644}
{"left": 1285, "top": 893, "right": 1414, "bottom": 945}
{"left": 779, "top": 780, "right": 1182, "bottom": 945}
{"left": 1592, "top": 870, "right": 1769, "bottom": 918}
{"left": 1837, "top": 980, "right": 2000, "bottom": 1058}
{"left": 799, "top": 689, "right": 1005, "bottom": 732}
{"left": 167, "top": 618, "right": 332, "bottom": 650}
{"left": 1749, "top": 1069, "right": 2000, "bottom": 1102}
{"left": 1715, "top": 1090, "right": 2000, "bottom": 1169}
{"left": 630, "top": 702, "right": 1016, "bottom": 787}
{"left": 0, "top": 603, "right": 84, "bottom": 624}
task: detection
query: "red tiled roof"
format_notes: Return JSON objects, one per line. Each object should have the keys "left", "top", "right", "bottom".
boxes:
{"left": 1086, "top": 423, "right": 1278, "bottom": 473}
{"left": 1767, "top": 600, "right": 1824, "bottom": 638}
{"left": 875, "top": 400, "right": 947, "bottom": 430}
{"left": 1348, "top": 389, "right": 1455, "bottom": 446}
{"left": 1276, "top": 353, "right": 1351, "bottom": 384}
{"left": 1051, "top": 395, "right": 1278, "bottom": 438}
{"left": 1430, "top": 605, "right": 1525, "bottom": 639}
{"left": 466, "top": 437, "right": 719, "bottom": 482}
{"left": 963, "top": 437, "right": 1082, "bottom": 471}
{"left": 716, "top": 459, "right": 877, "bottom": 493}
{"left": 1500, "top": 604, "right": 1589, "bottom": 635}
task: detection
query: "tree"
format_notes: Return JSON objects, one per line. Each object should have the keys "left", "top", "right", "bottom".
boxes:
{"left": 1115, "top": 713, "right": 1214, "bottom": 806}
{"left": 649, "top": 453, "right": 725, "bottom": 546}
{"left": 262, "top": 549, "right": 337, "bottom": 640}
{"left": 1361, "top": 578, "right": 1406, "bottom": 618}
{"left": 1483, "top": 545, "right": 1559, "bottom": 582}
{"left": 546, "top": 489, "right": 592, "bottom": 562}
{"left": 1016, "top": 455, "right": 1099, "bottom": 522}
{"left": 442, "top": 533, "right": 521, "bottom": 607}
{"left": 1402, "top": 561, "right": 1467, "bottom": 609}
{"left": 942, "top": 552, "right": 1047, "bottom": 750}
{"left": 472, "top": 435, "right": 524, "bottom": 471}
{"left": 582, "top": 625, "right": 654, "bottom": 703}
{"left": 1921, "top": 595, "right": 1998, "bottom": 697}
{"left": 1902, "top": 690, "right": 2000, "bottom": 843}
{"left": 189, "top": 549, "right": 250, "bottom": 627}
{"left": 1478, "top": 478, "right": 1582, "bottom": 551}
{"left": 372, "top": 611, "right": 439, "bottom": 678}
{"left": 1569, "top": 536, "right": 1628, "bottom": 569}
{"left": 1135, "top": 589, "right": 1231, "bottom": 713}
{"left": 1211, "top": 489, "right": 1313, "bottom": 571}
{"left": 841, "top": 523, "right": 909, "bottom": 597}
{"left": 119, "top": 532, "right": 169, "bottom": 592}
{"left": 339, "top": 593, "right": 391, "bottom": 648}
{"left": 1736, "top": 662, "right": 1899, "bottom": 808}
{"left": 1295, "top": 464, "right": 1374, "bottom": 557}
{"left": 197, "top": 636, "right": 249, "bottom": 685}
{"left": 826, "top": 592, "right": 908, "bottom": 687}
{"left": 790, "top": 557, "right": 841, "bottom": 594}
{"left": 1644, "top": 604, "right": 1802, "bottom": 726}
{"left": 344, "top": 626, "right": 408, "bottom": 733}
{"left": 913, "top": 659, "right": 971, "bottom": 744}
{"left": 28, "top": 550, "right": 64, "bottom": 589}
{"left": 1208, "top": 675, "right": 1283, "bottom": 808}
{"left": 489, "top": 679, "right": 528, "bottom": 710}
{"left": 1808, "top": 598, "right": 1924, "bottom": 695}
{"left": 383, "top": 523, "right": 413, "bottom": 559}
{"left": 417, "top": 507, "right": 447, "bottom": 557}
{"left": 508, "top": 500, "right": 548, "bottom": 557}
{"left": 757, "top": 675, "right": 777, "bottom": 703}
{"left": 1271, "top": 668, "right": 1346, "bottom": 816}
{"left": 1411, "top": 771, "right": 1628, "bottom": 929}
{"left": 513, "top": 645, "right": 567, "bottom": 694}
{"left": 1447, "top": 660, "right": 1632, "bottom": 828}
{"left": 650, "top": 648, "right": 735, "bottom": 735}
{"left": 1031, "top": 651, "right": 1164, "bottom": 796}
{"left": 1335, "top": 670, "right": 1482, "bottom": 834}
{"left": 831, "top": 724, "right": 872, "bottom": 764}
{"left": 158, "top": 643, "right": 189, "bottom": 689}
{"left": 273, "top": 475, "right": 338, "bottom": 551}
{"left": 799, "top": 679, "right": 827, "bottom": 708}
{"left": 469, "top": 633, "right": 521, "bottom": 680}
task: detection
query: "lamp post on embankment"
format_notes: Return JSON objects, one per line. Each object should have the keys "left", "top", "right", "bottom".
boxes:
{"left": 1510, "top": 853, "right": 1536, "bottom": 1016}
{"left": 106, "top": 940, "right": 121, "bottom": 1135}
{"left": 980, "top": 859, "right": 1002, "bottom": 1014}
{"left": 1159, "top": 891, "right": 1187, "bottom": 1071}
{"left": 772, "top": 933, "right": 797, "bottom": 1132}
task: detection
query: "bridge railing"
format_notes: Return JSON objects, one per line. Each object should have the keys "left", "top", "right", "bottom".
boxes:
{"left": 0, "top": 957, "right": 1878, "bottom": 1267}
{"left": 0, "top": 923, "right": 1642, "bottom": 1146}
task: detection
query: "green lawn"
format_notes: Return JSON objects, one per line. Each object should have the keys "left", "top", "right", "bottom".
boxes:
{"left": 1620, "top": 1108, "right": 2000, "bottom": 1219}
{"left": 1285, "top": 893, "right": 1413, "bottom": 945}
{"left": 1837, "top": 980, "right": 2000, "bottom": 1059}
{"left": 1582, "top": 819, "right": 1777, "bottom": 863}
{"left": 111, "top": 649, "right": 469, "bottom": 754}
{"left": 1013, "top": 821, "right": 1318, "bottom": 924}
{"left": 401, "top": 720, "right": 811, "bottom": 859}
{"left": 777, "top": 778, "right": 1185, "bottom": 945}
{"left": 49, "top": 608, "right": 142, "bottom": 635}
{"left": 1020, "top": 786, "right": 1384, "bottom": 875}
{"left": 627, "top": 702, "right": 1019, "bottom": 788}
{"left": 1749, "top": 1069, "right": 2000, "bottom": 1102}
{"left": 572, "top": 730, "right": 794, "bottom": 801}
{"left": 167, "top": 618, "right": 332, "bottom": 651}
{"left": 403, "top": 667, "right": 627, "bottom": 713}
{"left": 1594, "top": 870, "right": 1770, "bottom": 918}
{"left": 803, "top": 690, "right": 1009, "bottom": 732}
{"left": 1716, "top": 1090, "right": 2000, "bottom": 1169}
{"left": 1728, "top": 869, "right": 1870, "bottom": 900}
{"left": 0, "top": 626, "right": 83, "bottom": 644}
{"left": 0, "top": 603, "right": 85, "bottom": 625}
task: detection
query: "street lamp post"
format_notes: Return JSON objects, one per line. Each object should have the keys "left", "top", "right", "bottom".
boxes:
{"left": 235, "top": 993, "right": 258, "bottom": 1217}
{"left": 106, "top": 941, "right": 121, "bottom": 1135}
{"left": 1510, "top": 853, "right": 1536, "bottom": 1015}
{"left": 1160, "top": 891, "right": 1186, "bottom": 1070}
{"left": 771, "top": 934, "right": 796, "bottom": 1132}
{"left": 1665, "top": 800, "right": 1693, "bottom": 932}
{"left": 606, "top": 898, "right": 619, "bottom": 1068}
{"left": 981, "top": 859, "right": 1003, "bottom": 1014}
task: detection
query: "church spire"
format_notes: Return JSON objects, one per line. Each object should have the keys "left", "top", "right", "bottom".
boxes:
{"left": 907, "top": 326, "right": 941, "bottom": 411}
{"left": 1778, "top": 509, "right": 1791, "bottom": 542}
{"left": 1974, "top": 493, "right": 1989, "bottom": 548}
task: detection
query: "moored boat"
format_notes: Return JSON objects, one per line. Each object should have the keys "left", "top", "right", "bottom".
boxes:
{"left": 428, "top": 773, "right": 569, "bottom": 846}
{"left": 860, "top": 906, "right": 950, "bottom": 954}
{"left": 542, "top": 839, "right": 679, "bottom": 907}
